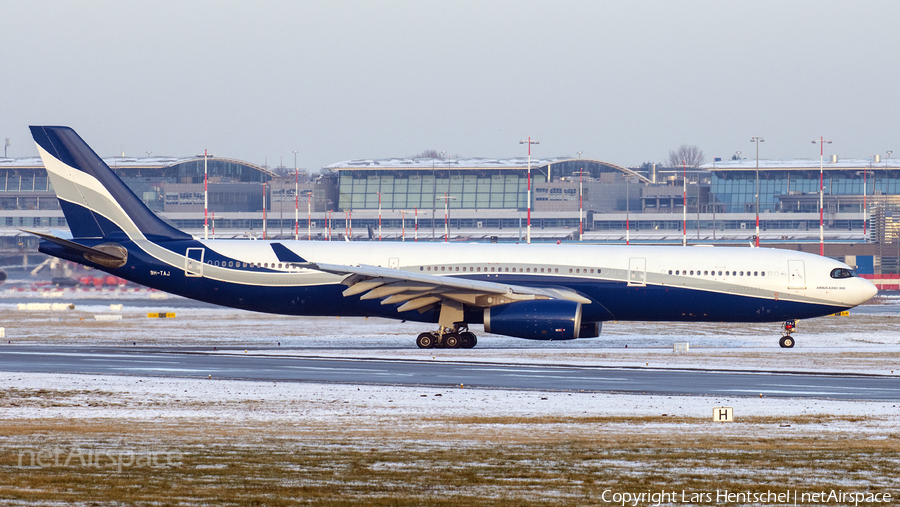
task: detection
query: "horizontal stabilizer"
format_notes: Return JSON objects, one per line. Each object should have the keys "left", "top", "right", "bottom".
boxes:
{"left": 23, "top": 229, "right": 126, "bottom": 261}
{"left": 271, "top": 243, "right": 307, "bottom": 263}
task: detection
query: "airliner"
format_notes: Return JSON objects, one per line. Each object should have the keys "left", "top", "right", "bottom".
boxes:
{"left": 26, "top": 126, "right": 877, "bottom": 349}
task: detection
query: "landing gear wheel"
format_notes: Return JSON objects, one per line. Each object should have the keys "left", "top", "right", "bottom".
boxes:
{"left": 444, "top": 333, "right": 461, "bottom": 349}
{"left": 416, "top": 333, "right": 436, "bottom": 349}
{"left": 779, "top": 336, "right": 795, "bottom": 348}
{"left": 460, "top": 332, "right": 477, "bottom": 349}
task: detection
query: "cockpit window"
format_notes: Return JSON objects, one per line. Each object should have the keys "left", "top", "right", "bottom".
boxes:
{"left": 830, "top": 268, "right": 857, "bottom": 279}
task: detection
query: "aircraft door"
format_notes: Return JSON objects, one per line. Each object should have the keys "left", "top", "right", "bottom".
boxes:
{"left": 185, "top": 248, "right": 205, "bottom": 277}
{"left": 787, "top": 260, "right": 805, "bottom": 289}
{"left": 628, "top": 257, "right": 647, "bottom": 287}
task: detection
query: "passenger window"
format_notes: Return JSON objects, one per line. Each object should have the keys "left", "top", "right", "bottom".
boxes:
{"left": 570, "top": 269, "right": 574, "bottom": 273}
{"left": 689, "top": 270, "right": 694, "bottom": 275}
{"left": 675, "top": 270, "right": 680, "bottom": 275}
{"left": 761, "top": 271, "right": 766, "bottom": 276}
{"left": 704, "top": 271, "right": 708, "bottom": 276}
{"left": 668, "top": 270, "right": 672, "bottom": 275}
{"left": 754, "top": 271, "right": 758, "bottom": 276}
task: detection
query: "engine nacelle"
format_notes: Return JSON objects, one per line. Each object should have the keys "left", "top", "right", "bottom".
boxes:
{"left": 484, "top": 300, "right": 596, "bottom": 340}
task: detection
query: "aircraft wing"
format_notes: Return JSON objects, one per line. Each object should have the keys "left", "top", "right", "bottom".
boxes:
{"left": 301, "top": 261, "right": 591, "bottom": 312}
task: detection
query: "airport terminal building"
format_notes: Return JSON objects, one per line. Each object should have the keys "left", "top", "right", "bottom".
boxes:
{"left": 3, "top": 152, "right": 900, "bottom": 273}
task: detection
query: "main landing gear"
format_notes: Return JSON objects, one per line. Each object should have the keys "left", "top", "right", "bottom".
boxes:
{"left": 779, "top": 319, "right": 797, "bottom": 348}
{"left": 416, "top": 325, "right": 477, "bottom": 349}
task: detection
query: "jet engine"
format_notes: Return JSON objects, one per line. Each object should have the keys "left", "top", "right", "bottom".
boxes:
{"left": 483, "top": 300, "right": 600, "bottom": 340}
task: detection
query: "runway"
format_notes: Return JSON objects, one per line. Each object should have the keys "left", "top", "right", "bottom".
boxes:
{"left": 1, "top": 346, "right": 898, "bottom": 400}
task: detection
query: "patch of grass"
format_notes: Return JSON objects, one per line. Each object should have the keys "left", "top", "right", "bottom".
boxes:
{"left": 0, "top": 419, "right": 897, "bottom": 505}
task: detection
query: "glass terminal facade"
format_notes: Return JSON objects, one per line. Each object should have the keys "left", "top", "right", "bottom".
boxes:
{"left": 333, "top": 160, "right": 642, "bottom": 212}
{"left": 710, "top": 169, "right": 900, "bottom": 214}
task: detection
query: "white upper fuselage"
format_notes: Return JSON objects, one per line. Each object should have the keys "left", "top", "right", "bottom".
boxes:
{"left": 184, "top": 240, "right": 877, "bottom": 315}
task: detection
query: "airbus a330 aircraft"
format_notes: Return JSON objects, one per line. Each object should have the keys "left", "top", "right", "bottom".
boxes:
{"left": 27, "top": 126, "right": 877, "bottom": 349}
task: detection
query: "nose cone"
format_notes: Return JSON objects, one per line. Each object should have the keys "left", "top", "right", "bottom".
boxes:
{"left": 860, "top": 278, "right": 878, "bottom": 304}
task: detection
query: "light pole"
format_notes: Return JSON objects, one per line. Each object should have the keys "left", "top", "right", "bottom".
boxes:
{"left": 859, "top": 161, "right": 869, "bottom": 239}
{"left": 447, "top": 154, "right": 452, "bottom": 237}
{"left": 306, "top": 190, "right": 312, "bottom": 241}
{"left": 577, "top": 153, "right": 584, "bottom": 242}
{"left": 579, "top": 167, "right": 584, "bottom": 241}
{"left": 626, "top": 174, "right": 631, "bottom": 245}
{"left": 432, "top": 153, "right": 444, "bottom": 240}
{"left": 203, "top": 149, "right": 209, "bottom": 240}
{"left": 750, "top": 137, "right": 764, "bottom": 247}
{"left": 438, "top": 193, "right": 456, "bottom": 242}
{"left": 519, "top": 137, "right": 539, "bottom": 243}
{"left": 443, "top": 192, "right": 448, "bottom": 242}
{"left": 293, "top": 151, "right": 299, "bottom": 240}
{"left": 812, "top": 137, "right": 832, "bottom": 256}
{"left": 279, "top": 156, "right": 284, "bottom": 239}
{"left": 682, "top": 159, "right": 687, "bottom": 247}
{"left": 886, "top": 151, "right": 893, "bottom": 200}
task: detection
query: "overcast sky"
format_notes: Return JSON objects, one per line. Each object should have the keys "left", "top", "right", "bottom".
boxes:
{"left": 3, "top": 1, "right": 898, "bottom": 171}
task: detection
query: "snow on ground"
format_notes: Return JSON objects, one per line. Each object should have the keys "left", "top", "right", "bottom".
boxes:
{"left": 1, "top": 371, "right": 898, "bottom": 433}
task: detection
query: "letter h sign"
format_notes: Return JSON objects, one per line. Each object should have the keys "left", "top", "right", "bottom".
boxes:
{"left": 712, "top": 407, "right": 734, "bottom": 422}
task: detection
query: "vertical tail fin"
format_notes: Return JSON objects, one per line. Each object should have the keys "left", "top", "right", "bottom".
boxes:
{"left": 30, "top": 126, "right": 190, "bottom": 241}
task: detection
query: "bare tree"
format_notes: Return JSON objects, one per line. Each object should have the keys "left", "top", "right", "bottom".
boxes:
{"left": 668, "top": 144, "right": 706, "bottom": 167}
{"left": 272, "top": 166, "right": 292, "bottom": 177}
{"left": 411, "top": 149, "right": 461, "bottom": 160}
{"left": 412, "top": 149, "right": 442, "bottom": 159}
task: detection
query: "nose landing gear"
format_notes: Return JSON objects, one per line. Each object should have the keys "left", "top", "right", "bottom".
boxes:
{"left": 779, "top": 319, "right": 796, "bottom": 348}
{"left": 415, "top": 325, "right": 477, "bottom": 349}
